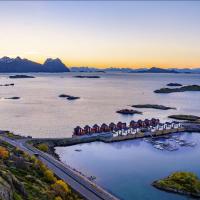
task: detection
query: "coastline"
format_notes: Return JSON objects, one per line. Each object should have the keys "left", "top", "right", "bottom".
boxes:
{"left": 152, "top": 179, "right": 200, "bottom": 198}
{"left": 1, "top": 122, "right": 200, "bottom": 200}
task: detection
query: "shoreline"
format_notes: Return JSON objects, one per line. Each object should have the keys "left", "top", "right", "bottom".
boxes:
{"left": 152, "top": 180, "right": 200, "bottom": 198}
{"left": 28, "top": 122, "right": 200, "bottom": 170}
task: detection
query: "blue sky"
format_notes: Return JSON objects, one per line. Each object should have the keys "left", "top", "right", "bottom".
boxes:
{"left": 0, "top": 1, "right": 200, "bottom": 68}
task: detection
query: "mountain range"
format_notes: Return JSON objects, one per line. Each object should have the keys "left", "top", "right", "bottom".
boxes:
{"left": 0, "top": 56, "right": 70, "bottom": 73}
{"left": 0, "top": 56, "right": 200, "bottom": 73}
{"left": 70, "top": 66, "right": 200, "bottom": 74}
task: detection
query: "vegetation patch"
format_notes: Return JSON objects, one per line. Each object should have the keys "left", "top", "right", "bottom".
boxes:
{"left": 153, "top": 172, "right": 200, "bottom": 198}
{"left": 36, "top": 143, "right": 49, "bottom": 152}
{"left": 0, "top": 140, "right": 82, "bottom": 200}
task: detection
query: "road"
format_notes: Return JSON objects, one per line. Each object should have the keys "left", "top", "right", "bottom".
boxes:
{"left": 0, "top": 136, "right": 119, "bottom": 200}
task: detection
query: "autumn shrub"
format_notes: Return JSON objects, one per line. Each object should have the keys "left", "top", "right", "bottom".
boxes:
{"left": 54, "top": 196, "right": 63, "bottom": 200}
{"left": 0, "top": 146, "right": 9, "bottom": 159}
{"left": 44, "top": 169, "right": 57, "bottom": 183}
{"left": 37, "top": 143, "right": 49, "bottom": 152}
{"left": 51, "top": 180, "right": 71, "bottom": 199}
{"left": 35, "top": 159, "right": 48, "bottom": 173}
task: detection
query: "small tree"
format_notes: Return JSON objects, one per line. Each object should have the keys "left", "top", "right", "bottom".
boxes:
{"left": 0, "top": 146, "right": 9, "bottom": 159}
{"left": 35, "top": 159, "right": 48, "bottom": 173}
{"left": 37, "top": 143, "right": 49, "bottom": 152}
{"left": 54, "top": 197, "right": 63, "bottom": 200}
{"left": 51, "top": 180, "right": 70, "bottom": 199}
{"left": 44, "top": 169, "right": 57, "bottom": 183}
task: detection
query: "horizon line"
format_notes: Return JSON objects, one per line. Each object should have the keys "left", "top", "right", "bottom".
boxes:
{"left": 0, "top": 55, "right": 200, "bottom": 69}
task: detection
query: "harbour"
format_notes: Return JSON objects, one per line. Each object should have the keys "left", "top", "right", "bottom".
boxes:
{"left": 56, "top": 131, "right": 200, "bottom": 200}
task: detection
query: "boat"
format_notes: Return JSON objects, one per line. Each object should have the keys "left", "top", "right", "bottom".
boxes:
{"left": 187, "top": 142, "right": 197, "bottom": 147}
{"left": 153, "top": 144, "right": 164, "bottom": 150}
{"left": 172, "top": 135, "right": 179, "bottom": 140}
{"left": 179, "top": 141, "right": 187, "bottom": 146}
{"left": 155, "top": 141, "right": 165, "bottom": 145}
{"left": 166, "top": 145, "right": 179, "bottom": 151}
{"left": 143, "top": 138, "right": 152, "bottom": 143}
{"left": 75, "top": 149, "right": 82, "bottom": 152}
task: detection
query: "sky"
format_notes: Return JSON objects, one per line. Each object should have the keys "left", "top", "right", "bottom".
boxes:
{"left": 0, "top": 1, "right": 200, "bottom": 69}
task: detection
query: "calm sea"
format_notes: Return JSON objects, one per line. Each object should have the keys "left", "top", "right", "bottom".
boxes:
{"left": 0, "top": 72, "right": 200, "bottom": 137}
{"left": 1, "top": 72, "right": 200, "bottom": 199}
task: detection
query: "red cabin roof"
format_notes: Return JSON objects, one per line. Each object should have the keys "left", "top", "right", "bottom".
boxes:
{"left": 101, "top": 123, "right": 108, "bottom": 128}
{"left": 93, "top": 124, "right": 99, "bottom": 128}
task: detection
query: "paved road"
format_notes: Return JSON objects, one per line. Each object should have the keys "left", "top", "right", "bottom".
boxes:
{"left": 0, "top": 136, "right": 119, "bottom": 200}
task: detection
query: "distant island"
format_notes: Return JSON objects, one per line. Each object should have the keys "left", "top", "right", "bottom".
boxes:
{"left": 137, "top": 67, "right": 178, "bottom": 73}
{"left": 0, "top": 56, "right": 70, "bottom": 73}
{"left": 116, "top": 109, "right": 142, "bottom": 115}
{"left": 153, "top": 172, "right": 200, "bottom": 198}
{"left": 70, "top": 66, "right": 200, "bottom": 74}
{"left": 0, "top": 83, "right": 14, "bottom": 86}
{"left": 132, "top": 104, "right": 175, "bottom": 110}
{"left": 154, "top": 85, "right": 200, "bottom": 93}
{"left": 167, "top": 83, "right": 182, "bottom": 87}
{"left": 74, "top": 75, "right": 100, "bottom": 78}
{"left": 5, "top": 97, "right": 20, "bottom": 100}
{"left": 9, "top": 75, "right": 35, "bottom": 79}
{"left": 59, "top": 94, "right": 80, "bottom": 100}
{"left": 168, "top": 114, "right": 200, "bottom": 121}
